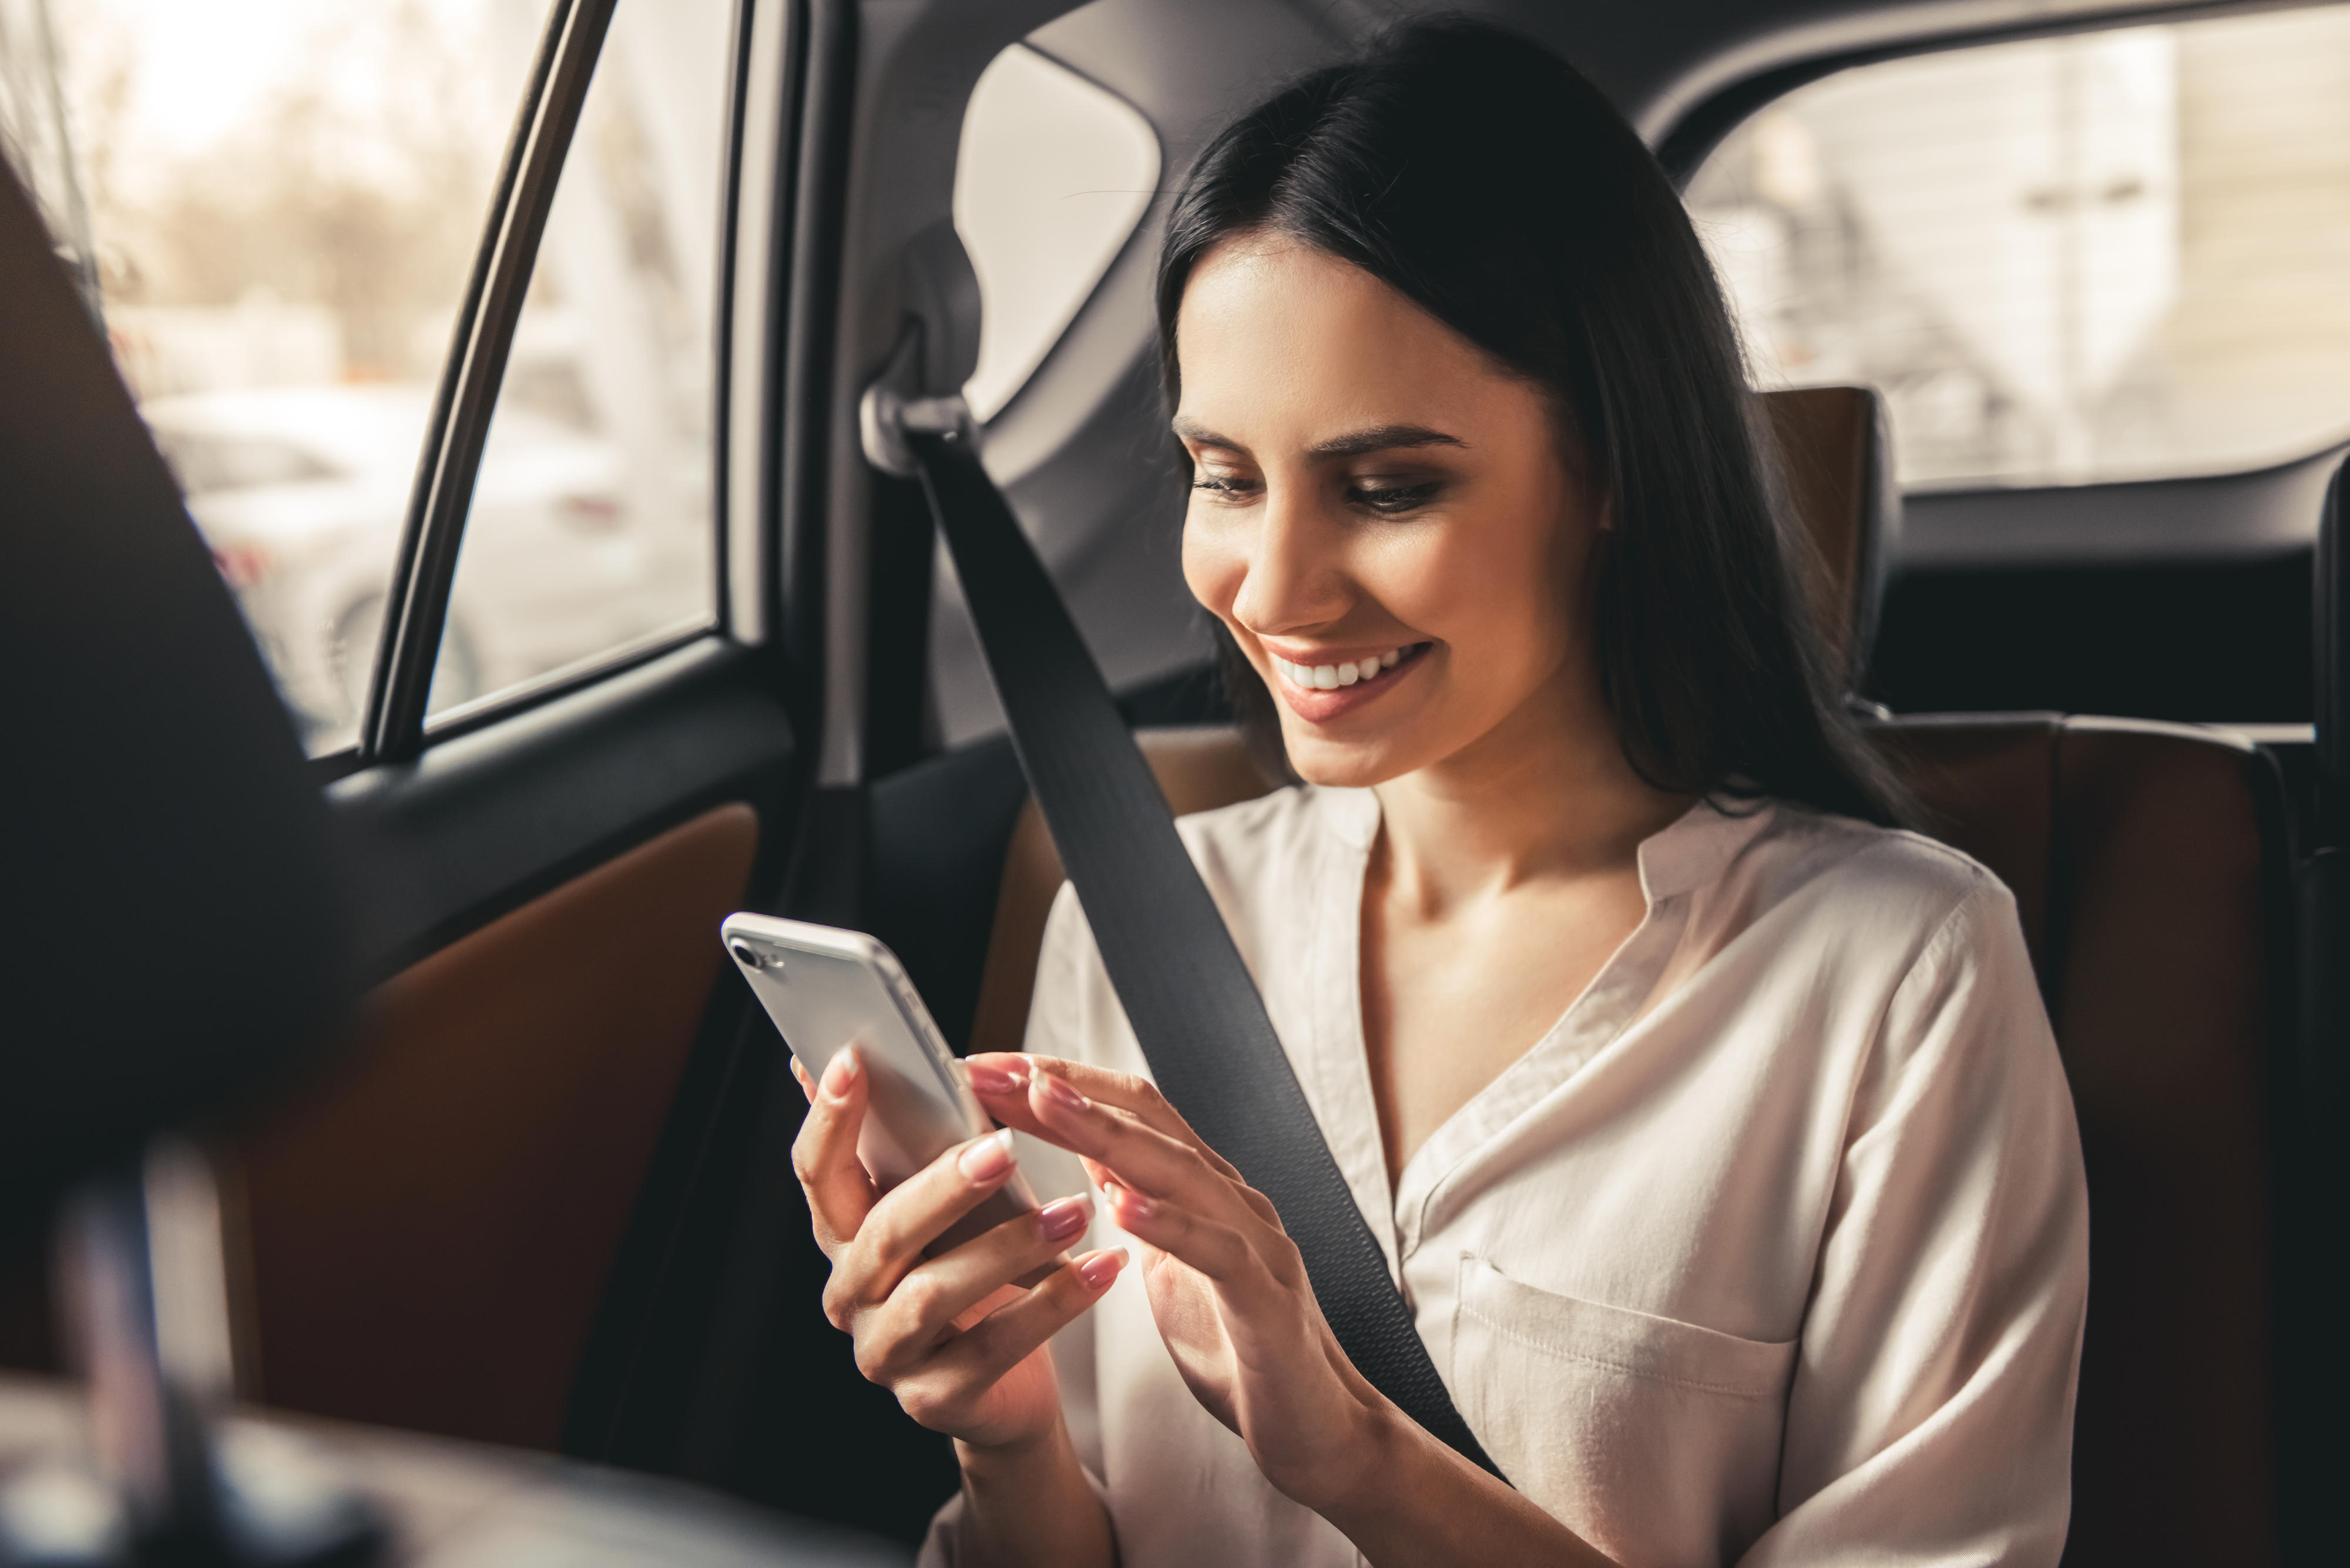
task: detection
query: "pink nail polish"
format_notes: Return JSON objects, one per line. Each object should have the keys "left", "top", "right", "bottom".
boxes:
{"left": 1112, "top": 1183, "right": 1156, "bottom": 1221}
{"left": 1076, "top": 1249, "right": 1127, "bottom": 1291}
{"left": 1040, "top": 1073, "right": 1087, "bottom": 1113}
{"left": 965, "top": 1059, "right": 1023, "bottom": 1095}
{"left": 957, "top": 1130, "right": 1015, "bottom": 1183}
{"left": 1035, "top": 1195, "right": 1090, "bottom": 1243}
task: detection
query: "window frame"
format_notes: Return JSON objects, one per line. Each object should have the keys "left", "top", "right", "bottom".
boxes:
{"left": 339, "top": 0, "right": 773, "bottom": 773}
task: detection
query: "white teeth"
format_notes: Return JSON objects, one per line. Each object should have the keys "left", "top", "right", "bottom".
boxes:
{"left": 1274, "top": 646, "right": 1415, "bottom": 692}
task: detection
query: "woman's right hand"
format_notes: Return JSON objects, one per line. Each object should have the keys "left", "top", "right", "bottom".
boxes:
{"left": 790, "top": 1047, "right": 1127, "bottom": 1451}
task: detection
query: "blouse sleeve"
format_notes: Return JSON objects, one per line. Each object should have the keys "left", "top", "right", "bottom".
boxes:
{"left": 1739, "top": 881, "right": 2089, "bottom": 1567}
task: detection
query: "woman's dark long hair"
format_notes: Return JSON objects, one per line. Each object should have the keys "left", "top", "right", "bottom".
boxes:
{"left": 1157, "top": 17, "right": 1907, "bottom": 825}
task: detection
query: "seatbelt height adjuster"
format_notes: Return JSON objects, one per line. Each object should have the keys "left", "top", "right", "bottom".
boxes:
{"left": 860, "top": 322, "right": 973, "bottom": 479}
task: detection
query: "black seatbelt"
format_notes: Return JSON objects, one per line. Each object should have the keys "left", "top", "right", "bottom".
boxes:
{"left": 902, "top": 424, "right": 1504, "bottom": 1481}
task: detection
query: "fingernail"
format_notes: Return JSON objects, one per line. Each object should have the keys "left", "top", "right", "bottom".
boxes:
{"left": 820, "top": 1049, "right": 859, "bottom": 1100}
{"left": 965, "top": 1059, "right": 1025, "bottom": 1095}
{"left": 958, "top": 1129, "right": 1016, "bottom": 1184}
{"left": 1035, "top": 1194, "right": 1091, "bottom": 1243}
{"left": 1077, "top": 1248, "right": 1127, "bottom": 1292}
{"left": 1107, "top": 1181, "right": 1154, "bottom": 1221}
{"left": 1039, "top": 1073, "right": 1087, "bottom": 1114}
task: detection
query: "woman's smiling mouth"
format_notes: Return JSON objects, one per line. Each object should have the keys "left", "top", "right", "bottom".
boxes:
{"left": 1266, "top": 641, "right": 1432, "bottom": 720}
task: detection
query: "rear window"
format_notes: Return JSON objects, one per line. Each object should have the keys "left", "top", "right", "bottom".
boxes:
{"left": 954, "top": 44, "right": 1157, "bottom": 422}
{"left": 1687, "top": 5, "right": 2350, "bottom": 488}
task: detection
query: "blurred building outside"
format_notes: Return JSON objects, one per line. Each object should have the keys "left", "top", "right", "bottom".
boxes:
{"left": 1, "top": 0, "right": 728, "bottom": 754}
{"left": 1693, "top": 7, "right": 2350, "bottom": 489}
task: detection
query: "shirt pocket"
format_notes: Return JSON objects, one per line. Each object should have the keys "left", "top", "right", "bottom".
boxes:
{"left": 1451, "top": 1254, "right": 1796, "bottom": 1568}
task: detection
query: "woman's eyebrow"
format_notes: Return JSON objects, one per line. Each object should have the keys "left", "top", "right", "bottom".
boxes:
{"left": 1307, "top": 424, "right": 1466, "bottom": 458}
{"left": 1169, "top": 421, "right": 1468, "bottom": 458}
{"left": 1171, "top": 418, "right": 1243, "bottom": 450}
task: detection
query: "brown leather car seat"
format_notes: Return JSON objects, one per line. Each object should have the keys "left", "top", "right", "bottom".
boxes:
{"left": 966, "top": 387, "right": 2290, "bottom": 1566}
{"left": 1763, "top": 384, "right": 1899, "bottom": 690}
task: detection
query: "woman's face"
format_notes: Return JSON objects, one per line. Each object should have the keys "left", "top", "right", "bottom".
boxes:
{"left": 1176, "top": 237, "right": 1606, "bottom": 788}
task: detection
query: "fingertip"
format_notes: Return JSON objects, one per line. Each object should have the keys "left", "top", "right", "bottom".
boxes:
{"left": 964, "top": 1055, "right": 1029, "bottom": 1097}
{"left": 820, "top": 1045, "right": 862, "bottom": 1102}
{"left": 1032, "top": 1069, "right": 1089, "bottom": 1118}
{"left": 790, "top": 1057, "right": 815, "bottom": 1103}
{"left": 1076, "top": 1247, "right": 1127, "bottom": 1292}
{"left": 1103, "top": 1180, "right": 1156, "bottom": 1223}
{"left": 956, "top": 1127, "right": 1018, "bottom": 1184}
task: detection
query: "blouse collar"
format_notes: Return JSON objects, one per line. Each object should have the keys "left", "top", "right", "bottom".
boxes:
{"left": 1316, "top": 787, "right": 1777, "bottom": 910}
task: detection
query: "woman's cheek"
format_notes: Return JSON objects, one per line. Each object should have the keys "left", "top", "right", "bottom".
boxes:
{"left": 1180, "top": 515, "right": 1247, "bottom": 623}
{"left": 1416, "top": 520, "right": 1564, "bottom": 674}
{"left": 1350, "top": 527, "right": 1463, "bottom": 647}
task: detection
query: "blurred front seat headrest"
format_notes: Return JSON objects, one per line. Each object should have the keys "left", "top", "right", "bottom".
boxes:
{"left": 0, "top": 156, "right": 354, "bottom": 1213}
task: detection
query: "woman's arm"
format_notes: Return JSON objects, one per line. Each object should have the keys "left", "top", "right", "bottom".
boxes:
{"left": 1734, "top": 887, "right": 2086, "bottom": 1565}
{"left": 1316, "top": 1405, "right": 1606, "bottom": 1567}
{"left": 787, "top": 1051, "right": 1120, "bottom": 1568}
{"left": 967, "top": 1052, "right": 1614, "bottom": 1568}
{"left": 952, "top": 1419, "right": 1115, "bottom": 1568}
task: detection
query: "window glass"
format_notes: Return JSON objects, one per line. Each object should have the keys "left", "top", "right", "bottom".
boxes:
{"left": 429, "top": 0, "right": 730, "bottom": 728}
{"left": 12, "top": 0, "right": 543, "bottom": 754}
{"left": 1687, "top": 6, "right": 2350, "bottom": 488}
{"left": 954, "top": 44, "right": 1157, "bottom": 422}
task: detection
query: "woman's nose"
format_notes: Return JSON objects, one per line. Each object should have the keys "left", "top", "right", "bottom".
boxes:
{"left": 1230, "top": 482, "right": 1347, "bottom": 635}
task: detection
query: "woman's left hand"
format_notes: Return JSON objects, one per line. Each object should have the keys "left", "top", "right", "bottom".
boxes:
{"left": 963, "top": 1050, "right": 1398, "bottom": 1513}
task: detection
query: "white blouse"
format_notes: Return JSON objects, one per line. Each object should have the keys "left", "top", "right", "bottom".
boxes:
{"left": 923, "top": 785, "right": 2089, "bottom": 1568}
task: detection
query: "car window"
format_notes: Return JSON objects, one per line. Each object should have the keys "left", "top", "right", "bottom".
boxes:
{"left": 428, "top": 0, "right": 731, "bottom": 731}
{"left": 954, "top": 43, "right": 1157, "bottom": 422}
{"left": 147, "top": 427, "right": 345, "bottom": 496}
{"left": 1687, "top": 4, "right": 2350, "bottom": 488}
{"left": 14, "top": 0, "right": 543, "bottom": 755}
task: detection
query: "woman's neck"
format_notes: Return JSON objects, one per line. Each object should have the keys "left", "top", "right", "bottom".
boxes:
{"left": 1369, "top": 659, "right": 1687, "bottom": 915}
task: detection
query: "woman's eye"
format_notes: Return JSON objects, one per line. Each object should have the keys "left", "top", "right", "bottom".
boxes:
{"left": 1191, "top": 474, "right": 1259, "bottom": 501}
{"left": 1348, "top": 480, "right": 1442, "bottom": 515}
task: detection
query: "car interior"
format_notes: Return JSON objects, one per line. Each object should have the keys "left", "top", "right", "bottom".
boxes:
{"left": 1, "top": 0, "right": 2343, "bottom": 1563}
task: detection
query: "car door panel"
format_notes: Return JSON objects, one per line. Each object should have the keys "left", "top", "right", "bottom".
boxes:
{"left": 230, "top": 801, "right": 760, "bottom": 1451}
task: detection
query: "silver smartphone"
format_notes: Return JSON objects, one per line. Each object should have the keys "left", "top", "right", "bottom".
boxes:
{"left": 720, "top": 913, "right": 1079, "bottom": 1258}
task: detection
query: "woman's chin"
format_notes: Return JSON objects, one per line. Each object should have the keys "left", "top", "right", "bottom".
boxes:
{"left": 1279, "top": 728, "right": 1429, "bottom": 791}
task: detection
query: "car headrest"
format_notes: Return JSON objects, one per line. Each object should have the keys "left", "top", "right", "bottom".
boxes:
{"left": 0, "top": 158, "right": 354, "bottom": 1210}
{"left": 1758, "top": 385, "right": 1901, "bottom": 693}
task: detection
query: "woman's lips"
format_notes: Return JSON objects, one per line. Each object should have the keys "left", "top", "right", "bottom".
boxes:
{"left": 1267, "top": 642, "right": 1432, "bottom": 723}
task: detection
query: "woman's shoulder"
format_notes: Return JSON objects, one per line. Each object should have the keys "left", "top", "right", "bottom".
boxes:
{"left": 1730, "top": 801, "right": 2022, "bottom": 960}
{"left": 1764, "top": 804, "right": 1995, "bottom": 888}
{"left": 1692, "top": 804, "right": 2002, "bottom": 949}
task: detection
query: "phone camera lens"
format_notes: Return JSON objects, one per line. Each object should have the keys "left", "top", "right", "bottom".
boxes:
{"left": 728, "top": 940, "right": 761, "bottom": 968}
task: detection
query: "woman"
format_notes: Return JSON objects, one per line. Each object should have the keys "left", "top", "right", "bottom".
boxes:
{"left": 790, "top": 19, "right": 2087, "bottom": 1567}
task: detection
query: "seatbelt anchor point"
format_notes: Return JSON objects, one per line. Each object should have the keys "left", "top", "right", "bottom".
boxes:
{"left": 860, "top": 325, "right": 974, "bottom": 478}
